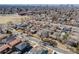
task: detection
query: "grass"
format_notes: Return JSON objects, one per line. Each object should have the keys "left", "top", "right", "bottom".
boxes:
{"left": 0, "top": 15, "right": 30, "bottom": 24}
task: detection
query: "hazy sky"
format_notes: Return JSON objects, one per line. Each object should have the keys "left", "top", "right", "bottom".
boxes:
{"left": 0, "top": 0, "right": 79, "bottom": 4}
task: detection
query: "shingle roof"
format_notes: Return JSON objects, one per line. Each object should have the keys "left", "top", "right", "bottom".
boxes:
{"left": 9, "top": 38, "right": 21, "bottom": 47}
{"left": 0, "top": 44, "right": 10, "bottom": 52}
{"left": 6, "top": 35, "right": 16, "bottom": 43}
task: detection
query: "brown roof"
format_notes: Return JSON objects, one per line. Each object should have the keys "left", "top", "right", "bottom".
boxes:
{"left": 0, "top": 34, "right": 8, "bottom": 41}
{"left": 0, "top": 44, "right": 10, "bottom": 52}
{"left": 0, "top": 38, "right": 21, "bottom": 53}
{"left": 9, "top": 38, "right": 21, "bottom": 47}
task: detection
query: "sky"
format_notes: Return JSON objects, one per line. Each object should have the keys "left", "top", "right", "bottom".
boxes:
{"left": 0, "top": 0, "right": 79, "bottom": 4}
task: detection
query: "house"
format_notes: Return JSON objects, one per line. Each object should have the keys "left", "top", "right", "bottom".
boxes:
{"left": 0, "top": 34, "right": 8, "bottom": 41}
{"left": 28, "top": 46, "right": 48, "bottom": 54}
{"left": 0, "top": 37, "right": 21, "bottom": 53}
{"left": 8, "top": 38, "right": 21, "bottom": 47}
{"left": 15, "top": 42, "right": 32, "bottom": 53}
{"left": 5, "top": 35, "right": 16, "bottom": 43}
{"left": 66, "top": 39, "right": 79, "bottom": 47}
{"left": 62, "top": 27, "right": 71, "bottom": 32}
{"left": 18, "top": 12, "right": 27, "bottom": 16}
{"left": 37, "top": 29, "right": 49, "bottom": 38}
{"left": 0, "top": 44, "right": 10, "bottom": 53}
{"left": 0, "top": 37, "right": 23, "bottom": 54}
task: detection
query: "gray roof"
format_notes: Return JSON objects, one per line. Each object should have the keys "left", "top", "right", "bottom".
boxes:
{"left": 2, "top": 35, "right": 16, "bottom": 43}
{"left": 15, "top": 42, "right": 28, "bottom": 50}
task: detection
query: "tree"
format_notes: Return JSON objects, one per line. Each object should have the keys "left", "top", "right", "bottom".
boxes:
{"left": 49, "top": 40, "right": 57, "bottom": 47}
